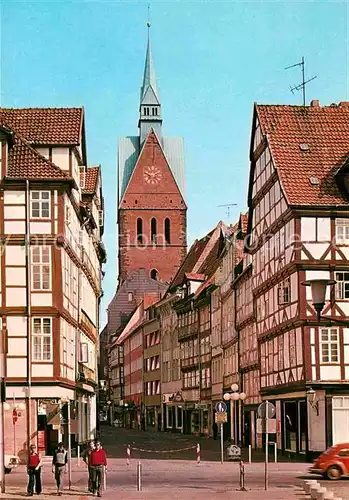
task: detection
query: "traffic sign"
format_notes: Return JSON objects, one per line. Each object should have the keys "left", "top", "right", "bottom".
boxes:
{"left": 257, "top": 418, "right": 279, "bottom": 434}
{"left": 215, "top": 412, "right": 227, "bottom": 424}
{"left": 215, "top": 401, "right": 227, "bottom": 413}
{"left": 257, "top": 401, "right": 276, "bottom": 419}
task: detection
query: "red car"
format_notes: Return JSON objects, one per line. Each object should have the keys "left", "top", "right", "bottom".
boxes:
{"left": 309, "top": 443, "right": 349, "bottom": 480}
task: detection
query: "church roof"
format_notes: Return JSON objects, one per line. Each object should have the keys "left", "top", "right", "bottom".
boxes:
{"left": 118, "top": 134, "right": 186, "bottom": 202}
{"left": 140, "top": 37, "right": 160, "bottom": 105}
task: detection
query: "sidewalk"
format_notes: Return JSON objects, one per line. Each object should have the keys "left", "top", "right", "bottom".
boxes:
{"left": 1, "top": 458, "right": 308, "bottom": 499}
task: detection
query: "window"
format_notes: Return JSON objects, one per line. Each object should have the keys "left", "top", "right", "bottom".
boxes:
{"left": 31, "top": 247, "right": 51, "bottom": 290}
{"left": 151, "top": 218, "right": 157, "bottom": 244}
{"left": 31, "top": 191, "right": 50, "bottom": 218}
{"left": 335, "top": 272, "right": 349, "bottom": 299}
{"left": 65, "top": 206, "right": 71, "bottom": 226}
{"left": 152, "top": 108, "right": 158, "bottom": 116}
{"left": 137, "top": 218, "right": 143, "bottom": 244}
{"left": 320, "top": 328, "right": 339, "bottom": 363}
{"left": 165, "top": 218, "right": 171, "bottom": 244}
{"left": 128, "top": 292, "right": 133, "bottom": 302}
{"left": 32, "top": 318, "right": 52, "bottom": 361}
{"left": 150, "top": 269, "right": 158, "bottom": 280}
{"left": 144, "top": 107, "right": 150, "bottom": 116}
{"left": 336, "top": 219, "right": 349, "bottom": 243}
{"left": 278, "top": 278, "right": 290, "bottom": 305}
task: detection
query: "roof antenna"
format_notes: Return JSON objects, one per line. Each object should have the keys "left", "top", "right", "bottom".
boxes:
{"left": 285, "top": 57, "right": 317, "bottom": 107}
{"left": 217, "top": 203, "right": 237, "bottom": 218}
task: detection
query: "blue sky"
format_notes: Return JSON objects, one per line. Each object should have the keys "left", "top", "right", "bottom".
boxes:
{"left": 1, "top": 0, "right": 348, "bottom": 326}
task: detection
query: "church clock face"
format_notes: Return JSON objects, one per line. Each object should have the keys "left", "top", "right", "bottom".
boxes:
{"left": 144, "top": 165, "right": 162, "bottom": 185}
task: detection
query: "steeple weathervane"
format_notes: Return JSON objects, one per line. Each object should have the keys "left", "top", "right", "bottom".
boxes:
{"left": 139, "top": 8, "right": 162, "bottom": 143}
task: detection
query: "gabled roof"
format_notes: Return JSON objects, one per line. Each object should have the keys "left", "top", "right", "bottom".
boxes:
{"left": 82, "top": 166, "right": 100, "bottom": 194}
{"left": 255, "top": 102, "right": 349, "bottom": 206}
{"left": 0, "top": 107, "right": 83, "bottom": 145}
{"left": 6, "top": 132, "right": 70, "bottom": 181}
{"left": 169, "top": 230, "right": 214, "bottom": 290}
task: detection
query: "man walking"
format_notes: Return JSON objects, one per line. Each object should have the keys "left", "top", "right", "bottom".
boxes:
{"left": 82, "top": 440, "right": 95, "bottom": 492}
{"left": 90, "top": 440, "right": 107, "bottom": 497}
{"left": 27, "top": 444, "right": 42, "bottom": 496}
{"left": 52, "top": 442, "right": 68, "bottom": 496}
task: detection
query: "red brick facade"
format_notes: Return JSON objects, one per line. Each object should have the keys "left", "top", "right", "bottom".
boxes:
{"left": 119, "top": 130, "right": 187, "bottom": 284}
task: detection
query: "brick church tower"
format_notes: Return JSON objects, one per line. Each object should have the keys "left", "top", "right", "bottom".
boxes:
{"left": 117, "top": 32, "right": 187, "bottom": 284}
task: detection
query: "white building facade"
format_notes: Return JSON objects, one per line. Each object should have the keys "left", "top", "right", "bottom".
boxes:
{"left": 0, "top": 108, "right": 105, "bottom": 457}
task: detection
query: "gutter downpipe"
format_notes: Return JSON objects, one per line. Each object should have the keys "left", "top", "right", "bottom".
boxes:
{"left": 25, "top": 180, "right": 32, "bottom": 453}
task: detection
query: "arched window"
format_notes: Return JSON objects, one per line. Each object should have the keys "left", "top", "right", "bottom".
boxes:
{"left": 150, "top": 269, "right": 158, "bottom": 280}
{"left": 137, "top": 218, "right": 143, "bottom": 244}
{"left": 165, "top": 218, "right": 171, "bottom": 244}
{"left": 151, "top": 218, "right": 157, "bottom": 244}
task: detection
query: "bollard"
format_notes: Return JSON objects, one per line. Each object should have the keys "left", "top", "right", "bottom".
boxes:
{"left": 316, "top": 487, "right": 327, "bottom": 500}
{"left": 196, "top": 443, "right": 201, "bottom": 465}
{"left": 127, "top": 444, "right": 131, "bottom": 466}
{"left": 248, "top": 445, "right": 252, "bottom": 464}
{"left": 137, "top": 461, "right": 142, "bottom": 491}
{"left": 311, "top": 483, "right": 322, "bottom": 499}
{"left": 304, "top": 480, "right": 319, "bottom": 494}
{"left": 274, "top": 442, "right": 277, "bottom": 464}
{"left": 239, "top": 460, "right": 247, "bottom": 491}
{"left": 77, "top": 444, "right": 80, "bottom": 467}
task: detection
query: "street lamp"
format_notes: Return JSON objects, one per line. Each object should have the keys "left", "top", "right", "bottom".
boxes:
{"left": 223, "top": 384, "right": 247, "bottom": 444}
{"left": 301, "top": 279, "right": 336, "bottom": 320}
{"left": 306, "top": 387, "right": 319, "bottom": 416}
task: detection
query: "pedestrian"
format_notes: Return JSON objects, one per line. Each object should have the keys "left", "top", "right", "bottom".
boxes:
{"left": 213, "top": 421, "right": 218, "bottom": 440}
{"left": 82, "top": 440, "right": 96, "bottom": 492}
{"left": 52, "top": 442, "right": 68, "bottom": 496}
{"left": 90, "top": 440, "right": 107, "bottom": 497}
{"left": 27, "top": 444, "right": 42, "bottom": 496}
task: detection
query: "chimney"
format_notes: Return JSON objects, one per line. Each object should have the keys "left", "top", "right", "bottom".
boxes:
{"left": 339, "top": 101, "right": 349, "bottom": 107}
{"left": 310, "top": 100, "right": 320, "bottom": 107}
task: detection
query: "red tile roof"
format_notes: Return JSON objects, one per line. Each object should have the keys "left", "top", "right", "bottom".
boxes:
{"left": 169, "top": 231, "right": 213, "bottom": 289}
{"left": 81, "top": 166, "right": 99, "bottom": 194}
{"left": 0, "top": 107, "right": 83, "bottom": 145}
{"left": 256, "top": 103, "right": 349, "bottom": 206}
{"left": 6, "top": 133, "right": 70, "bottom": 181}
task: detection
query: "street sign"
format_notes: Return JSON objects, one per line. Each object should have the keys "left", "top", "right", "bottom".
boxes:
{"left": 257, "top": 418, "right": 279, "bottom": 434}
{"left": 215, "top": 401, "right": 227, "bottom": 413}
{"left": 257, "top": 401, "right": 276, "bottom": 419}
{"left": 226, "top": 444, "right": 241, "bottom": 460}
{"left": 215, "top": 412, "right": 227, "bottom": 424}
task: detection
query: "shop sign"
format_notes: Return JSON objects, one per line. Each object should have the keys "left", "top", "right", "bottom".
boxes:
{"left": 215, "top": 412, "right": 227, "bottom": 424}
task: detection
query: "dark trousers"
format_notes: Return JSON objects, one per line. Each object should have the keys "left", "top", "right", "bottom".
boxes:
{"left": 27, "top": 467, "right": 42, "bottom": 495}
{"left": 54, "top": 465, "right": 65, "bottom": 491}
{"left": 91, "top": 465, "right": 103, "bottom": 493}
{"left": 88, "top": 465, "right": 93, "bottom": 491}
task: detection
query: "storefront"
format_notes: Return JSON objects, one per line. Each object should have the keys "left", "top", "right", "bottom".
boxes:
{"left": 282, "top": 399, "right": 307, "bottom": 455}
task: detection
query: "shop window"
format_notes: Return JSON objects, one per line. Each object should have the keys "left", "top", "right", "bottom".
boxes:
{"left": 284, "top": 401, "right": 297, "bottom": 452}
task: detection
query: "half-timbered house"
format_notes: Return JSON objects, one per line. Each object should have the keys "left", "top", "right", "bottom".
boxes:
{"left": 247, "top": 100, "right": 349, "bottom": 458}
{"left": 0, "top": 107, "right": 105, "bottom": 456}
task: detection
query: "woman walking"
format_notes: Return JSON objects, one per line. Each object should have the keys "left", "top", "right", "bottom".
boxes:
{"left": 52, "top": 442, "right": 68, "bottom": 496}
{"left": 27, "top": 444, "right": 42, "bottom": 496}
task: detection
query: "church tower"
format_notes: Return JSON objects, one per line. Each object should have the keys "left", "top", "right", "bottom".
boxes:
{"left": 117, "top": 29, "right": 187, "bottom": 285}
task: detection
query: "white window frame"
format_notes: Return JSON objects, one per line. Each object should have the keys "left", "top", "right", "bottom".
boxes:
{"left": 30, "top": 191, "right": 51, "bottom": 219}
{"left": 335, "top": 218, "right": 349, "bottom": 244}
{"left": 320, "top": 328, "right": 339, "bottom": 364}
{"left": 32, "top": 317, "right": 52, "bottom": 362}
{"left": 335, "top": 272, "right": 349, "bottom": 300}
{"left": 31, "top": 246, "right": 51, "bottom": 291}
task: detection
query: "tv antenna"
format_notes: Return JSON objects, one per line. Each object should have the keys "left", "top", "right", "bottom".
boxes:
{"left": 217, "top": 203, "right": 237, "bottom": 218}
{"left": 285, "top": 56, "right": 317, "bottom": 107}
